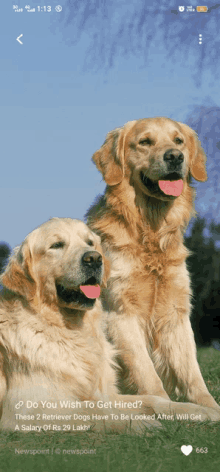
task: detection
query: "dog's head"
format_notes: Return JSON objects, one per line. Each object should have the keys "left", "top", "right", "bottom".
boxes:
{"left": 1, "top": 218, "right": 110, "bottom": 311}
{"left": 92, "top": 117, "right": 207, "bottom": 202}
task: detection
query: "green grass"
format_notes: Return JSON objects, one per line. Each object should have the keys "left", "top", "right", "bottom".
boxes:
{"left": 0, "top": 348, "right": 220, "bottom": 472}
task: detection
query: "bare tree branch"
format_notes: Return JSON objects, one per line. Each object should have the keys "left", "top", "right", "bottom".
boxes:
{"left": 62, "top": 1, "right": 220, "bottom": 82}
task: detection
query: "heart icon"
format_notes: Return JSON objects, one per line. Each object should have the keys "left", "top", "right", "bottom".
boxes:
{"left": 181, "top": 445, "right": 193, "bottom": 456}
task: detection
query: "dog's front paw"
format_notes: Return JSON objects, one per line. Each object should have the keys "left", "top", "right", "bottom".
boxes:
{"left": 131, "top": 418, "right": 162, "bottom": 433}
{"left": 201, "top": 406, "right": 220, "bottom": 422}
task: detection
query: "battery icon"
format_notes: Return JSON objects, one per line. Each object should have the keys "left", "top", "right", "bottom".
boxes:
{"left": 196, "top": 6, "right": 208, "bottom": 12}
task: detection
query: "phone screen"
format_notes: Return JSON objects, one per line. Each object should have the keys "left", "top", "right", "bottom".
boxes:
{"left": 1, "top": 2, "right": 219, "bottom": 471}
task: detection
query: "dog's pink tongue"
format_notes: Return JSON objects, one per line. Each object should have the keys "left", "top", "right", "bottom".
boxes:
{"left": 80, "top": 285, "right": 101, "bottom": 299}
{"left": 158, "top": 179, "right": 183, "bottom": 197}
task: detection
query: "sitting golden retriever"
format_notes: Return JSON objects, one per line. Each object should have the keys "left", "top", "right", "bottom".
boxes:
{"left": 86, "top": 117, "right": 220, "bottom": 417}
{"left": 0, "top": 217, "right": 219, "bottom": 434}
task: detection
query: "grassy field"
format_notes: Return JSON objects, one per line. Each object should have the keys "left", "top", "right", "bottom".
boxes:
{"left": 0, "top": 347, "right": 219, "bottom": 472}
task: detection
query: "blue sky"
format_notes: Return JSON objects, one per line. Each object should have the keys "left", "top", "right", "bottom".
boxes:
{"left": 1, "top": 1, "right": 220, "bottom": 249}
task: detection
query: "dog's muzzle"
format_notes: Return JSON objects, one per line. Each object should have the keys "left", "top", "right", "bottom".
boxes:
{"left": 56, "top": 250, "right": 103, "bottom": 308}
{"left": 163, "top": 149, "right": 184, "bottom": 171}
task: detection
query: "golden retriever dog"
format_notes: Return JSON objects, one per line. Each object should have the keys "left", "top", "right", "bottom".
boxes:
{"left": 0, "top": 217, "right": 219, "bottom": 435}
{"left": 0, "top": 217, "right": 158, "bottom": 433}
{"left": 86, "top": 117, "right": 220, "bottom": 418}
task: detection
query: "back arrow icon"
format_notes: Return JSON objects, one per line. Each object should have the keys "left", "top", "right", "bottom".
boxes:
{"left": 16, "top": 34, "right": 23, "bottom": 45}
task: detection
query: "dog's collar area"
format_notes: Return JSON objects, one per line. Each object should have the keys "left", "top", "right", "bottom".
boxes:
{"left": 140, "top": 171, "right": 182, "bottom": 198}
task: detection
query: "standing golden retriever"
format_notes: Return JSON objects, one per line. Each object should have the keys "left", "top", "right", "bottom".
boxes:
{"left": 0, "top": 217, "right": 219, "bottom": 433}
{"left": 86, "top": 117, "right": 220, "bottom": 416}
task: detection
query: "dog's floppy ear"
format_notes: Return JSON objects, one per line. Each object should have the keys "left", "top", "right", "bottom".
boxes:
{"left": 92, "top": 121, "right": 136, "bottom": 186}
{"left": 95, "top": 242, "right": 111, "bottom": 288}
{"left": 1, "top": 242, "right": 36, "bottom": 300}
{"left": 178, "top": 122, "right": 207, "bottom": 182}
{"left": 190, "top": 133, "right": 207, "bottom": 182}
{"left": 101, "top": 254, "right": 111, "bottom": 288}
{"left": 92, "top": 128, "right": 125, "bottom": 186}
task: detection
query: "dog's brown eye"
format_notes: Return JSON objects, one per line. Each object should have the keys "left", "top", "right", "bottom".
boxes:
{"left": 50, "top": 241, "right": 65, "bottom": 249}
{"left": 87, "top": 240, "right": 94, "bottom": 247}
{"left": 139, "top": 138, "right": 152, "bottom": 146}
{"left": 174, "top": 137, "right": 183, "bottom": 145}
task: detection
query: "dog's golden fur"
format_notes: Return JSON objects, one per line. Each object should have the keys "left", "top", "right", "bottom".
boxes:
{"left": 86, "top": 117, "right": 220, "bottom": 416}
{"left": 1, "top": 216, "right": 219, "bottom": 433}
{"left": 0, "top": 217, "right": 158, "bottom": 433}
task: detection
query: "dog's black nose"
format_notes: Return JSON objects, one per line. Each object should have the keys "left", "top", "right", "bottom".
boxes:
{"left": 163, "top": 149, "right": 184, "bottom": 166}
{"left": 81, "top": 251, "right": 102, "bottom": 269}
